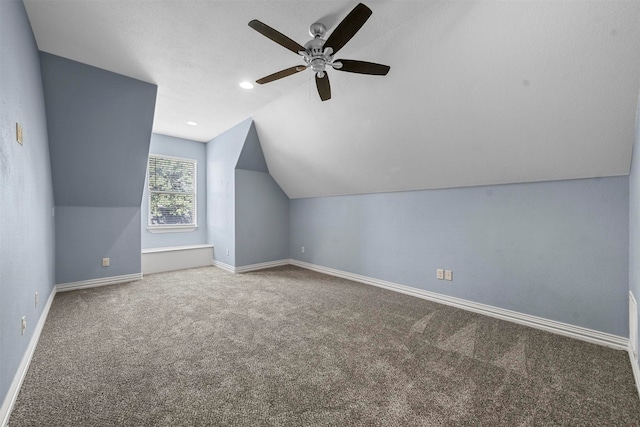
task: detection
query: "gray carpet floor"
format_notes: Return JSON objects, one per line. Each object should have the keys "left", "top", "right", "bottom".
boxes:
{"left": 9, "top": 265, "right": 640, "bottom": 426}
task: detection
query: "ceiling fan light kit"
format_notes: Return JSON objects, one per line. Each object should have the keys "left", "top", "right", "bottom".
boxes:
{"left": 248, "top": 3, "right": 390, "bottom": 101}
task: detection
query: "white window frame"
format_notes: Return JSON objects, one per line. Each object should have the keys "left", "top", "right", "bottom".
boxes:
{"left": 147, "top": 154, "right": 197, "bottom": 233}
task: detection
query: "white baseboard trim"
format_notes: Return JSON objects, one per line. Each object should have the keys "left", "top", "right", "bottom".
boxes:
{"left": 213, "top": 259, "right": 290, "bottom": 274}
{"left": 235, "top": 259, "right": 290, "bottom": 273}
{"left": 0, "top": 287, "right": 56, "bottom": 427}
{"left": 629, "top": 345, "right": 640, "bottom": 399}
{"left": 290, "top": 259, "right": 629, "bottom": 351}
{"left": 56, "top": 273, "right": 143, "bottom": 293}
{"left": 212, "top": 259, "right": 235, "bottom": 273}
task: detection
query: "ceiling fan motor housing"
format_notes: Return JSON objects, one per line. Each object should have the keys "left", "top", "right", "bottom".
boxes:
{"left": 303, "top": 37, "right": 333, "bottom": 76}
{"left": 304, "top": 37, "right": 326, "bottom": 57}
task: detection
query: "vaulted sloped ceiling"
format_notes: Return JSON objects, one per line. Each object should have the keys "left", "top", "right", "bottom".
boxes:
{"left": 24, "top": 1, "right": 640, "bottom": 199}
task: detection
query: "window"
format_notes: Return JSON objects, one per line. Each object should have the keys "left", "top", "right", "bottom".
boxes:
{"left": 148, "top": 155, "right": 196, "bottom": 231}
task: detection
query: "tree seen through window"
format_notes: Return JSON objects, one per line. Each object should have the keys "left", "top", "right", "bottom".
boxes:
{"left": 148, "top": 155, "right": 196, "bottom": 226}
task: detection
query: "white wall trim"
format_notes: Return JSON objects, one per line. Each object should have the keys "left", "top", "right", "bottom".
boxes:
{"left": 56, "top": 273, "right": 142, "bottom": 293}
{"left": 142, "top": 244, "right": 212, "bottom": 254}
{"left": 629, "top": 345, "right": 640, "bottom": 399}
{"left": 630, "top": 291, "right": 638, "bottom": 360}
{"left": 213, "top": 259, "right": 289, "bottom": 274}
{"left": 235, "top": 259, "right": 290, "bottom": 273}
{"left": 289, "top": 259, "right": 629, "bottom": 351}
{"left": 0, "top": 287, "right": 56, "bottom": 427}
{"left": 630, "top": 291, "right": 640, "bottom": 398}
{"left": 212, "top": 259, "right": 236, "bottom": 273}
{"left": 142, "top": 245, "right": 213, "bottom": 274}
{"left": 146, "top": 225, "right": 198, "bottom": 234}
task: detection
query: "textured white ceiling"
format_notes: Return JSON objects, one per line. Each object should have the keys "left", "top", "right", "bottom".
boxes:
{"left": 24, "top": 1, "right": 640, "bottom": 198}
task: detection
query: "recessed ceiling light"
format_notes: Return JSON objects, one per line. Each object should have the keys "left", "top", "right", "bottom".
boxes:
{"left": 239, "top": 81, "right": 254, "bottom": 89}
{"left": 186, "top": 121, "right": 198, "bottom": 126}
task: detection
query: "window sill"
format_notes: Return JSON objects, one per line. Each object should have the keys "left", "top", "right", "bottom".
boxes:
{"left": 147, "top": 225, "right": 198, "bottom": 234}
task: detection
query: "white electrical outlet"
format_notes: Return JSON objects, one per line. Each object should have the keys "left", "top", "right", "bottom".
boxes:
{"left": 35, "top": 292, "right": 39, "bottom": 308}
{"left": 226, "top": 248, "right": 229, "bottom": 256}
{"left": 436, "top": 269, "right": 444, "bottom": 280}
{"left": 445, "top": 270, "right": 453, "bottom": 281}
{"left": 102, "top": 257, "right": 110, "bottom": 267}
{"left": 21, "top": 316, "right": 26, "bottom": 335}
{"left": 301, "top": 246, "right": 305, "bottom": 253}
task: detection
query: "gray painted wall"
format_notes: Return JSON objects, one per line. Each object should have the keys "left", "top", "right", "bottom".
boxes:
{"left": 142, "top": 133, "right": 207, "bottom": 249}
{"left": 206, "top": 119, "right": 251, "bottom": 265}
{"left": 629, "top": 102, "right": 640, "bottom": 374}
{"left": 206, "top": 118, "right": 289, "bottom": 266}
{"left": 236, "top": 121, "right": 268, "bottom": 173}
{"left": 40, "top": 53, "right": 157, "bottom": 208}
{"left": 290, "top": 177, "right": 629, "bottom": 336}
{"left": 0, "top": 0, "right": 55, "bottom": 410}
{"left": 234, "top": 121, "right": 289, "bottom": 266}
{"left": 39, "top": 53, "right": 157, "bottom": 284}
{"left": 56, "top": 207, "right": 141, "bottom": 283}
{"left": 235, "top": 170, "right": 289, "bottom": 266}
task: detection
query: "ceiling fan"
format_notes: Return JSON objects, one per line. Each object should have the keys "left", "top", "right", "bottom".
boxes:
{"left": 248, "top": 3, "right": 390, "bottom": 101}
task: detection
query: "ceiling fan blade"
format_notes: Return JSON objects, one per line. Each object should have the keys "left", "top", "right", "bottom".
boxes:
{"left": 324, "top": 3, "right": 372, "bottom": 55}
{"left": 315, "top": 73, "right": 331, "bottom": 101}
{"left": 248, "top": 20, "right": 305, "bottom": 54}
{"left": 256, "top": 66, "right": 306, "bottom": 84}
{"left": 335, "top": 59, "right": 390, "bottom": 75}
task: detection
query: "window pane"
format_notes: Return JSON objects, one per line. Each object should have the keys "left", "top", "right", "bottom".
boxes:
{"left": 148, "top": 155, "right": 196, "bottom": 227}
{"left": 149, "top": 157, "right": 194, "bottom": 192}
{"left": 150, "top": 193, "right": 195, "bottom": 225}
